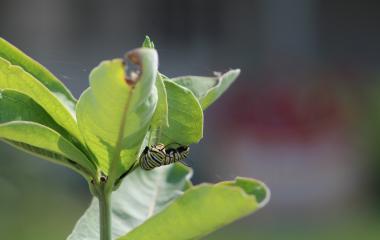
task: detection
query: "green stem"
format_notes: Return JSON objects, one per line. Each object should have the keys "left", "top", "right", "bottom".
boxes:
{"left": 98, "top": 188, "right": 112, "bottom": 240}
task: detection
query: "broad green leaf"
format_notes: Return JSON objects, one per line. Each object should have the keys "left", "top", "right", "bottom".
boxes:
{"left": 0, "top": 122, "right": 95, "bottom": 180}
{"left": 159, "top": 80, "right": 203, "bottom": 146}
{"left": 0, "top": 38, "right": 77, "bottom": 112}
{"left": 119, "top": 177, "right": 270, "bottom": 240}
{"left": 0, "top": 89, "right": 82, "bottom": 147}
{"left": 172, "top": 69, "right": 240, "bottom": 110}
{"left": 76, "top": 49, "right": 158, "bottom": 182}
{"left": 67, "top": 164, "right": 192, "bottom": 240}
{"left": 0, "top": 89, "right": 68, "bottom": 133}
{"left": 0, "top": 89, "right": 96, "bottom": 178}
{"left": 0, "top": 57, "right": 82, "bottom": 142}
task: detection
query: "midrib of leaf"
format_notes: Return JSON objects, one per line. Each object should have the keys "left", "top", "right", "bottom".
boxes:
{"left": 147, "top": 172, "right": 164, "bottom": 218}
{"left": 107, "top": 86, "right": 135, "bottom": 188}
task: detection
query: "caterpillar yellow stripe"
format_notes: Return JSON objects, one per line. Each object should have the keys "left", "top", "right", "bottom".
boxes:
{"left": 139, "top": 143, "right": 190, "bottom": 170}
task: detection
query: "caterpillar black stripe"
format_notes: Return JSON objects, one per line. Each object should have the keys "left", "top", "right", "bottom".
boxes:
{"left": 139, "top": 143, "right": 190, "bottom": 170}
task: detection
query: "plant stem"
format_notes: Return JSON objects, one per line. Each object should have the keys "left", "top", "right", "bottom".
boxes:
{"left": 98, "top": 188, "right": 112, "bottom": 240}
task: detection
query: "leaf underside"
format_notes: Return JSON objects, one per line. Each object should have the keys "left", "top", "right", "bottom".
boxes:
{"left": 67, "top": 164, "right": 192, "bottom": 240}
{"left": 68, "top": 164, "right": 269, "bottom": 240}
{"left": 119, "top": 178, "right": 269, "bottom": 240}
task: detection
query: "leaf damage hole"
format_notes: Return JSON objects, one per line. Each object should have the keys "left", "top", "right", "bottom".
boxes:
{"left": 124, "top": 51, "right": 142, "bottom": 86}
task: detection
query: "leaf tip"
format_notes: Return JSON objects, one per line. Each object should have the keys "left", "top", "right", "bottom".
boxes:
{"left": 235, "top": 177, "right": 270, "bottom": 208}
{"left": 142, "top": 35, "right": 155, "bottom": 49}
{"left": 223, "top": 68, "right": 241, "bottom": 80}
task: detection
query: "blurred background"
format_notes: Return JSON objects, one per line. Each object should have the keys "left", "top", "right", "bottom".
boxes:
{"left": 1, "top": 0, "right": 380, "bottom": 239}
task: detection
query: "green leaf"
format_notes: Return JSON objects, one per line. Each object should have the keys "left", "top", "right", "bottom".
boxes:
{"left": 0, "top": 122, "right": 95, "bottom": 180}
{"left": 0, "top": 57, "right": 82, "bottom": 142}
{"left": 0, "top": 38, "right": 77, "bottom": 111}
{"left": 76, "top": 49, "right": 158, "bottom": 182}
{"left": 67, "top": 164, "right": 192, "bottom": 240}
{"left": 172, "top": 69, "right": 240, "bottom": 110}
{"left": 149, "top": 73, "right": 169, "bottom": 132}
{"left": 0, "top": 89, "right": 67, "bottom": 133}
{"left": 0, "top": 89, "right": 96, "bottom": 179}
{"left": 172, "top": 76, "right": 219, "bottom": 100}
{"left": 68, "top": 164, "right": 269, "bottom": 240}
{"left": 159, "top": 80, "right": 203, "bottom": 146}
{"left": 141, "top": 36, "right": 169, "bottom": 142}
{"left": 119, "top": 178, "right": 270, "bottom": 240}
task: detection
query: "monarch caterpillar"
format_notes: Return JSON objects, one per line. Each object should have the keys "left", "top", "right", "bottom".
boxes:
{"left": 139, "top": 143, "right": 190, "bottom": 170}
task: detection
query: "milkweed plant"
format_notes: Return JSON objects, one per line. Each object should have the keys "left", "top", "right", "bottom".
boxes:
{"left": 0, "top": 36, "right": 270, "bottom": 240}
